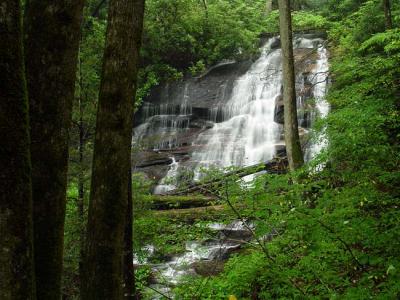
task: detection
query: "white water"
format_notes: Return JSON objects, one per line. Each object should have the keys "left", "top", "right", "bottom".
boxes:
{"left": 135, "top": 35, "right": 330, "bottom": 187}
{"left": 192, "top": 36, "right": 329, "bottom": 178}
{"left": 136, "top": 221, "right": 253, "bottom": 299}
{"left": 306, "top": 45, "right": 330, "bottom": 160}
{"left": 153, "top": 157, "right": 179, "bottom": 194}
{"left": 134, "top": 83, "right": 192, "bottom": 150}
{"left": 192, "top": 38, "right": 283, "bottom": 178}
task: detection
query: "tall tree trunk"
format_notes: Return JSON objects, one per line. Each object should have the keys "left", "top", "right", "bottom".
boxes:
{"left": 278, "top": 0, "right": 304, "bottom": 171}
{"left": 83, "top": 0, "right": 145, "bottom": 299}
{"left": 24, "top": 1, "right": 84, "bottom": 298}
{"left": 124, "top": 2, "right": 145, "bottom": 298}
{"left": 383, "top": 0, "right": 392, "bottom": 30}
{"left": 0, "top": 1, "right": 35, "bottom": 299}
{"left": 124, "top": 169, "right": 135, "bottom": 298}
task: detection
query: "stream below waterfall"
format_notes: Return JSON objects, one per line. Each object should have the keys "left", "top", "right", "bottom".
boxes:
{"left": 135, "top": 220, "right": 258, "bottom": 299}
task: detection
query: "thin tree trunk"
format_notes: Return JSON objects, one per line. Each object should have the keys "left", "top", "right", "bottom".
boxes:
{"left": 24, "top": 1, "right": 84, "bottom": 298}
{"left": 0, "top": 1, "right": 35, "bottom": 299}
{"left": 83, "top": 0, "right": 145, "bottom": 299}
{"left": 278, "top": 0, "right": 304, "bottom": 171}
{"left": 265, "top": 0, "right": 273, "bottom": 14}
{"left": 383, "top": 0, "right": 392, "bottom": 30}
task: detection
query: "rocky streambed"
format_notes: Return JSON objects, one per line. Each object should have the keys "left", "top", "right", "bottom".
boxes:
{"left": 134, "top": 220, "right": 256, "bottom": 299}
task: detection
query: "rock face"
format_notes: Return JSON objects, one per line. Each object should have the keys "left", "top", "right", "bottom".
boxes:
{"left": 133, "top": 34, "right": 329, "bottom": 189}
{"left": 135, "top": 60, "right": 253, "bottom": 121}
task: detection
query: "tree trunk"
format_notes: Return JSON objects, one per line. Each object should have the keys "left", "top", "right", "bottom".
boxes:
{"left": 78, "top": 69, "right": 86, "bottom": 298}
{"left": 24, "top": 1, "right": 84, "bottom": 298}
{"left": 265, "top": 0, "right": 273, "bottom": 14}
{"left": 92, "top": 0, "right": 108, "bottom": 17}
{"left": 125, "top": 2, "right": 145, "bottom": 298}
{"left": 278, "top": 0, "right": 304, "bottom": 171}
{"left": 0, "top": 1, "right": 35, "bottom": 299}
{"left": 83, "top": 0, "right": 145, "bottom": 299}
{"left": 124, "top": 169, "right": 136, "bottom": 298}
{"left": 383, "top": 0, "right": 392, "bottom": 30}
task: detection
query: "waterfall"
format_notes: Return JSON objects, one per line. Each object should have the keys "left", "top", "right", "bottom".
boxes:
{"left": 133, "top": 83, "right": 193, "bottom": 150}
{"left": 305, "top": 45, "right": 330, "bottom": 160}
{"left": 192, "top": 38, "right": 282, "bottom": 177}
{"left": 192, "top": 36, "right": 329, "bottom": 178}
{"left": 134, "top": 35, "right": 330, "bottom": 187}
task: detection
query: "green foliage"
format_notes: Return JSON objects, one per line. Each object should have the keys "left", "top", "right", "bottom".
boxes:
{"left": 359, "top": 29, "right": 400, "bottom": 54}
{"left": 264, "top": 10, "right": 330, "bottom": 33}
{"left": 189, "top": 60, "right": 206, "bottom": 76}
{"left": 63, "top": 185, "right": 85, "bottom": 299}
{"left": 173, "top": 2, "right": 400, "bottom": 299}
{"left": 137, "top": 0, "right": 270, "bottom": 92}
{"left": 133, "top": 214, "right": 221, "bottom": 260}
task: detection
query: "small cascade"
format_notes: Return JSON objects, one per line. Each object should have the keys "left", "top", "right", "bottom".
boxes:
{"left": 134, "top": 84, "right": 193, "bottom": 150}
{"left": 136, "top": 221, "right": 254, "bottom": 299}
{"left": 305, "top": 45, "right": 330, "bottom": 160}
{"left": 153, "top": 157, "right": 179, "bottom": 194}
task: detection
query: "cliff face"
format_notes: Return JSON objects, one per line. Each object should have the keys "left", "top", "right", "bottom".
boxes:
{"left": 133, "top": 34, "right": 329, "bottom": 189}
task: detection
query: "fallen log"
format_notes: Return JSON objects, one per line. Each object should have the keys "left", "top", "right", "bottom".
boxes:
{"left": 165, "top": 157, "right": 288, "bottom": 196}
{"left": 153, "top": 205, "right": 229, "bottom": 222}
{"left": 146, "top": 195, "right": 217, "bottom": 210}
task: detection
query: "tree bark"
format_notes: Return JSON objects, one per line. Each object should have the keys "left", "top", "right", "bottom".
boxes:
{"left": 383, "top": 0, "right": 392, "bottom": 30}
{"left": 83, "top": 0, "right": 145, "bottom": 299}
{"left": 92, "top": 0, "right": 108, "bottom": 17}
{"left": 0, "top": 1, "right": 35, "bottom": 299}
{"left": 125, "top": 2, "right": 145, "bottom": 298}
{"left": 124, "top": 169, "right": 136, "bottom": 298}
{"left": 24, "top": 1, "right": 84, "bottom": 298}
{"left": 278, "top": 0, "right": 304, "bottom": 171}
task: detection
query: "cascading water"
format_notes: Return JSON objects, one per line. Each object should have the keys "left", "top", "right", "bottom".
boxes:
{"left": 192, "top": 38, "right": 282, "bottom": 177}
{"left": 192, "top": 36, "right": 329, "bottom": 178}
{"left": 153, "top": 157, "right": 179, "bottom": 194}
{"left": 134, "top": 83, "right": 193, "bottom": 150}
{"left": 305, "top": 45, "right": 330, "bottom": 160}
{"left": 134, "top": 35, "right": 330, "bottom": 188}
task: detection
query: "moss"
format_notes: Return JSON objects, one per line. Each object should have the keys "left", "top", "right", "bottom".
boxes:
{"left": 144, "top": 195, "right": 219, "bottom": 210}
{"left": 153, "top": 205, "right": 230, "bottom": 222}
